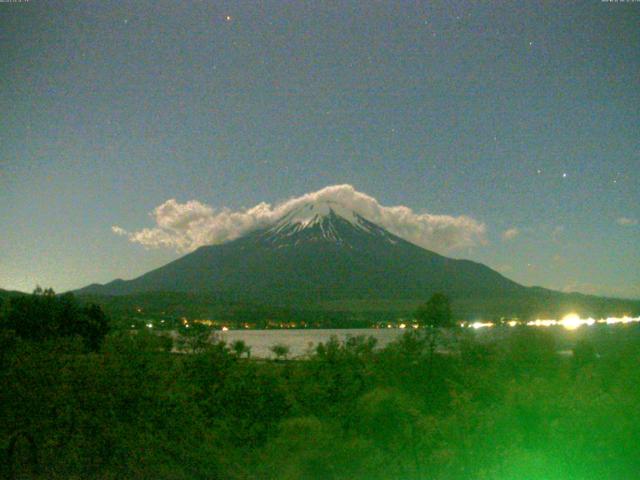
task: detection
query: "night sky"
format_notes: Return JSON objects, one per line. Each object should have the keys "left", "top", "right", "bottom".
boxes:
{"left": 1, "top": 1, "right": 638, "bottom": 298}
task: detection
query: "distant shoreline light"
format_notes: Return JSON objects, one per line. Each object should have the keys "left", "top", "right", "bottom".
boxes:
{"left": 460, "top": 314, "right": 640, "bottom": 330}
{"left": 163, "top": 315, "right": 640, "bottom": 332}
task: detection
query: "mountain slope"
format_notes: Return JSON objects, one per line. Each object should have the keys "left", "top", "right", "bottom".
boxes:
{"left": 77, "top": 201, "right": 640, "bottom": 318}
{"left": 79, "top": 202, "right": 521, "bottom": 300}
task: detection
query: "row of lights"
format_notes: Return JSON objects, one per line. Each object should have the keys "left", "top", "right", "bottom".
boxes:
{"left": 138, "top": 314, "right": 638, "bottom": 332}
{"left": 463, "top": 314, "right": 640, "bottom": 331}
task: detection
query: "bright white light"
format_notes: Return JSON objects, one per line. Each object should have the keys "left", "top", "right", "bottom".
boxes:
{"left": 221, "top": 326, "right": 229, "bottom": 331}
{"left": 507, "top": 320, "right": 518, "bottom": 327}
{"left": 522, "top": 315, "right": 639, "bottom": 328}
{"left": 399, "top": 323, "right": 406, "bottom": 329}
{"left": 559, "top": 313, "right": 596, "bottom": 330}
{"left": 559, "top": 313, "right": 581, "bottom": 330}
{"left": 146, "top": 323, "right": 153, "bottom": 329}
{"left": 470, "top": 322, "right": 494, "bottom": 330}
{"left": 605, "top": 316, "right": 638, "bottom": 325}
{"left": 527, "top": 319, "right": 557, "bottom": 327}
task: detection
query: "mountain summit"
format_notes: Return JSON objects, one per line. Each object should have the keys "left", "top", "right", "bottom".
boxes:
{"left": 78, "top": 199, "right": 520, "bottom": 300}
{"left": 77, "top": 200, "right": 638, "bottom": 318}
{"left": 259, "top": 200, "right": 401, "bottom": 249}
{"left": 275, "top": 200, "right": 363, "bottom": 229}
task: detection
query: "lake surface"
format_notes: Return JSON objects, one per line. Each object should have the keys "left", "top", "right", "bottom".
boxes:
{"left": 171, "top": 315, "right": 640, "bottom": 358}
{"left": 215, "top": 327, "right": 503, "bottom": 358}
{"left": 218, "top": 328, "right": 409, "bottom": 358}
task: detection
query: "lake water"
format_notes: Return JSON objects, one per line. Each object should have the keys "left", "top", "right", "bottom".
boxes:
{"left": 218, "top": 328, "right": 409, "bottom": 358}
{"left": 171, "top": 316, "right": 640, "bottom": 358}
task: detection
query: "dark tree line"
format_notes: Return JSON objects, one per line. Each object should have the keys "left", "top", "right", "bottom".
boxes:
{"left": 0, "top": 287, "right": 109, "bottom": 351}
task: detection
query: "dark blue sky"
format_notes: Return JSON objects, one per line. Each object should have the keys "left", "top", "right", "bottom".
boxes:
{"left": 1, "top": 0, "right": 638, "bottom": 298}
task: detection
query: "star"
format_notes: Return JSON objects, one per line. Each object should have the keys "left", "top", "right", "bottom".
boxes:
{"left": 562, "top": 172, "right": 568, "bottom": 178}
{"left": 224, "top": 15, "right": 232, "bottom": 22}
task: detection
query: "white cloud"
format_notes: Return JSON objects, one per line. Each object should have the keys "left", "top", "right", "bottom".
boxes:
{"left": 616, "top": 217, "right": 638, "bottom": 226}
{"left": 501, "top": 227, "right": 519, "bottom": 241}
{"left": 113, "top": 184, "right": 487, "bottom": 253}
{"left": 111, "top": 226, "right": 128, "bottom": 236}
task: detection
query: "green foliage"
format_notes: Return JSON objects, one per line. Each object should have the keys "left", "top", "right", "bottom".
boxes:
{"left": 414, "top": 292, "right": 454, "bottom": 329}
{"left": 353, "top": 388, "right": 437, "bottom": 477}
{"left": 503, "top": 327, "right": 557, "bottom": 378}
{"left": 261, "top": 416, "right": 377, "bottom": 480}
{"left": 1, "top": 288, "right": 109, "bottom": 352}
{"left": 2, "top": 297, "right": 640, "bottom": 479}
{"left": 231, "top": 339, "right": 251, "bottom": 358}
{"left": 211, "top": 362, "right": 290, "bottom": 448}
{"left": 176, "top": 322, "right": 215, "bottom": 353}
{"left": 572, "top": 338, "right": 597, "bottom": 371}
{"left": 415, "top": 293, "right": 454, "bottom": 363}
{"left": 270, "top": 343, "right": 290, "bottom": 361}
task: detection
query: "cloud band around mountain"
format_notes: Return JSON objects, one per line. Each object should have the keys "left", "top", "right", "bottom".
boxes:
{"left": 112, "top": 184, "right": 486, "bottom": 253}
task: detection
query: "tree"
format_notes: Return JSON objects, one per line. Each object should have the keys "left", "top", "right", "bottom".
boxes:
{"left": 414, "top": 293, "right": 453, "bottom": 362}
{"left": 231, "top": 339, "right": 251, "bottom": 358}
{"left": 3, "top": 288, "right": 109, "bottom": 351}
{"left": 81, "top": 303, "right": 110, "bottom": 351}
{"left": 176, "top": 323, "right": 216, "bottom": 353}
{"left": 270, "top": 343, "right": 290, "bottom": 361}
{"left": 355, "top": 388, "right": 433, "bottom": 477}
{"left": 415, "top": 293, "right": 453, "bottom": 329}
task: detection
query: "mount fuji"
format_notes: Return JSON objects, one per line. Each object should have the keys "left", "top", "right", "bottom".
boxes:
{"left": 77, "top": 200, "right": 639, "bottom": 318}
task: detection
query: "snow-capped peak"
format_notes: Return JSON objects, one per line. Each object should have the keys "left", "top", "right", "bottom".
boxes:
{"left": 258, "top": 199, "right": 399, "bottom": 247}
{"left": 276, "top": 200, "right": 360, "bottom": 229}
